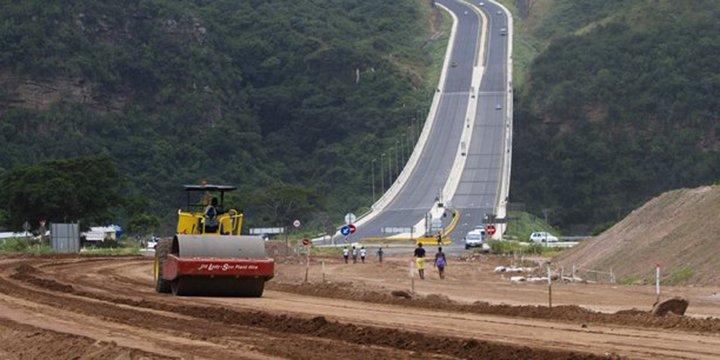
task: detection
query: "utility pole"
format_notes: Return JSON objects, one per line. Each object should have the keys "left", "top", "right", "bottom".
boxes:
{"left": 380, "top": 153, "right": 386, "bottom": 194}
{"left": 371, "top": 159, "right": 376, "bottom": 204}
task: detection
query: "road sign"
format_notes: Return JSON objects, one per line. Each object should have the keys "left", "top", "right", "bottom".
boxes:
{"left": 486, "top": 225, "right": 496, "bottom": 236}
{"left": 302, "top": 238, "right": 311, "bottom": 246}
{"left": 293, "top": 219, "right": 301, "bottom": 228}
{"left": 345, "top": 213, "right": 356, "bottom": 224}
{"left": 348, "top": 224, "right": 356, "bottom": 234}
{"left": 249, "top": 227, "right": 284, "bottom": 235}
{"left": 340, "top": 226, "right": 351, "bottom": 236}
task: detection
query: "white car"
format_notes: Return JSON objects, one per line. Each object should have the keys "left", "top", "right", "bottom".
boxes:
{"left": 479, "top": 2, "right": 485, "bottom": 6}
{"left": 529, "top": 232, "right": 559, "bottom": 244}
{"left": 464, "top": 229, "right": 486, "bottom": 249}
{"left": 145, "top": 236, "right": 158, "bottom": 251}
{"left": 500, "top": 28, "right": 507, "bottom": 36}
{"left": 497, "top": 10, "right": 502, "bottom": 15}
{"left": 464, "top": 10, "right": 468, "bottom": 15}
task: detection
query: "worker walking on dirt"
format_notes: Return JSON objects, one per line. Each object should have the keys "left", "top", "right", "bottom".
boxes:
{"left": 435, "top": 247, "right": 447, "bottom": 279}
{"left": 414, "top": 243, "right": 426, "bottom": 279}
{"left": 342, "top": 247, "right": 349, "bottom": 264}
{"left": 352, "top": 246, "right": 357, "bottom": 263}
{"left": 360, "top": 246, "right": 366, "bottom": 263}
{"left": 377, "top": 247, "right": 384, "bottom": 263}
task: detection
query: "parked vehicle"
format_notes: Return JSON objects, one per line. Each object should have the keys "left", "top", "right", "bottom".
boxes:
{"left": 529, "top": 232, "right": 559, "bottom": 244}
{"left": 464, "top": 229, "right": 485, "bottom": 249}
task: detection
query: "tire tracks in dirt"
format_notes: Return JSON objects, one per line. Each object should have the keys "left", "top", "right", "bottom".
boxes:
{"left": 0, "top": 256, "right": 610, "bottom": 359}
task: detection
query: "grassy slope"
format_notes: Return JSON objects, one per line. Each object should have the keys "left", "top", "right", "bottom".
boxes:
{"left": 555, "top": 185, "right": 720, "bottom": 286}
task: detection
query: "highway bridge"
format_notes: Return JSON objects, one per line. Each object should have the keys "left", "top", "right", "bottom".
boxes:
{"left": 334, "top": 0, "right": 512, "bottom": 246}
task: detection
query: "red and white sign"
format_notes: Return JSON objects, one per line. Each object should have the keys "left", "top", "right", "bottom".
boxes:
{"left": 486, "top": 225, "right": 496, "bottom": 236}
{"left": 348, "top": 224, "right": 356, "bottom": 234}
{"left": 302, "top": 238, "right": 311, "bottom": 246}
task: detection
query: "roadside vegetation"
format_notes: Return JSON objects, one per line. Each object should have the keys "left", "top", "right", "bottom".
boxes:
{"left": 504, "top": 211, "right": 561, "bottom": 242}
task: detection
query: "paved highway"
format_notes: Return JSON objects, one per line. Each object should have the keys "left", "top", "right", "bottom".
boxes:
{"left": 451, "top": 0, "right": 510, "bottom": 240}
{"left": 347, "top": 0, "right": 510, "bottom": 246}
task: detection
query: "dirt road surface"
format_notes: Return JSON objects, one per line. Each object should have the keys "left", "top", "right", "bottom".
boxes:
{"left": 0, "top": 254, "right": 718, "bottom": 359}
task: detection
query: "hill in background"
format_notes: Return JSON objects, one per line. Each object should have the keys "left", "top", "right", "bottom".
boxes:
{"left": 501, "top": 0, "right": 720, "bottom": 231}
{"left": 0, "top": 0, "right": 448, "bottom": 231}
{"left": 555, "top": 185, "right": 720, "bottom": 286}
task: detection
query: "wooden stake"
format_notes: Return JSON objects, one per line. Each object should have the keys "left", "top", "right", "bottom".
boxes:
{"left": 547, "top": 262, "right": 552, "bottom": 308}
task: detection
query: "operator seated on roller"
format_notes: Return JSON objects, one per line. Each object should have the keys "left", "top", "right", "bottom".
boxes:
{"left": 204, "top": 197, "right": 224, "bottom": 233}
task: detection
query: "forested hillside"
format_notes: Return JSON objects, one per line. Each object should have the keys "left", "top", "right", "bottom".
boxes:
{"left": 505, "top": 0, "right": 720, "bottom": 231}
{"left": 0, "top": 0, "right": 447, "bottom": 231}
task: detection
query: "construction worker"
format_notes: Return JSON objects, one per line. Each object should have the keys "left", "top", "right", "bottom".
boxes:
{"left": 352, "top": 246, "right": 358, "bottom": 263}
{"left": 204, "top": 197, "right": 222, "bottom": 233}
{"left": 360, "top": 246, "right": 366, "bottom": 263}
{"left": 342, "top": 246, "right": 349, "bottom": 264}
{"left": 414, "top": 243, "right": 426, "bottom": 279}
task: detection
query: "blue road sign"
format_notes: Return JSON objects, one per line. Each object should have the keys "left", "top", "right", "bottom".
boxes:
{"left": 341, "top": 226, "right": 351, "bottom": 236}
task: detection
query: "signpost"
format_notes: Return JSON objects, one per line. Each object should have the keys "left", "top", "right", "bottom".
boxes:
{"left": 344, "top": 213, "right": 356, "bottom": 224}
{"left": 348, "top": 224, "right": 356, "bottom": 234}
{"left": 302, "top": 238, "right": 311, "bottom": 246}
{"left": 340, "top": 226, "right": 351, "bottom": 236}
{"left": 293, "top": 219, "right": 301, "bottom": 228}
{"left": 486, "top": 225, "right": 497, "bottom": 236}
{"left": 249, "top": 227, "right": 284, "bottom": 235}
{"left": 656, "top": 263, "right": 660, "bottom": 303}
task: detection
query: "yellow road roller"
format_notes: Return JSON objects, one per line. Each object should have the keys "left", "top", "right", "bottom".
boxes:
{"left": 154, "top": 184, "right": 274, "bottom": 296}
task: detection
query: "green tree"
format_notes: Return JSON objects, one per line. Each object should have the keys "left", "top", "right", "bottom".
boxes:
{"left": 0, "top": 154, "right": 123, "bottom": 229}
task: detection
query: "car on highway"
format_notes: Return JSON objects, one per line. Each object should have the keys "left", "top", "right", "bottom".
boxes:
{"left": 497, "top": 10, "right": 502, "bottom": 15}
{"left": 529, "top": 232, "right": 559, "bottom": 244}
{"left": 479, "top": 2, "right": 485, "bottom": 6}
{"left": 495, "top": 103, "right": 502, "bottom": 110}
{"left": 500, "top": 28, "right": 507, "bottom": 36}
{"left": 451, "top": 61, "right": 457, "bottom": 67}
{"left": 464, "top": 10, "right": 468, "bottom": 15}
{"left": 464, "top": 229, "right": 486, "bottom": 250}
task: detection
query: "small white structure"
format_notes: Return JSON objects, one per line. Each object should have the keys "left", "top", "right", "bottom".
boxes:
{"left": 84, "top": 225, "right": 121, "bottom": 242}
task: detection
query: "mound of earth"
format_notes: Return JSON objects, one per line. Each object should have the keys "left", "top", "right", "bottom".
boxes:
{"left": 555, "top": 186, "right": 720, "bottom": 286}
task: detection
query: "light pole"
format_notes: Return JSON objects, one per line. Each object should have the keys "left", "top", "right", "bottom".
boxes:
{"left": 395, "top": 141, "right": 400, "bottom": 177}
{"left": 380, "top": 153, "right": 386, "bottom": 194}
{"left": 400, "top": 134, "right": 406, "bottom": 165}
{"left": 371, "top": 159, "right": 377, "bottom": 204}
{"left": 388, "top": 147, "right": 393, "bottom": 185}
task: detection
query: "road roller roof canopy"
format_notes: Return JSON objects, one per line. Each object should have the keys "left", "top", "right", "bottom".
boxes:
{"left": 182, "top": 184, "right": 237, "bottom": 192}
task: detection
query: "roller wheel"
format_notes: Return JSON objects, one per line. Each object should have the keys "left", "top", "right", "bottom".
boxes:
{"left": 154, "top": 239, "right": 172, "bottom": 293}
{"left": 171, "top": 277, "right": 265, "bottom": 297}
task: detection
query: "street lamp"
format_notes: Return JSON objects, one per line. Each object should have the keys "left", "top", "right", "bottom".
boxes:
{"left": 388, "top": 147, "right": 393, "bottom": 185}
{"left": 380, "top": 153, "right": 386, "bottom": 194}
{"left": 395, "top": 140, "right": 400, "bottom": 177}
{"left": 371, "top": 159, "right": 376, "bottom": 204}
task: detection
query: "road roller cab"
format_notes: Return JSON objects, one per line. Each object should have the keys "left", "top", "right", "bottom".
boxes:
{"left": 154, "top": 184, "right": 275, "bottom": 297}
